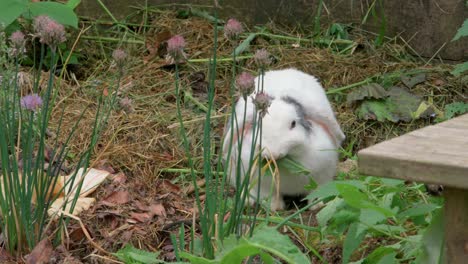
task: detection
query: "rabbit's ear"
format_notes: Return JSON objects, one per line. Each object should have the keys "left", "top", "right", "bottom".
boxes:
{"left": 306, "top": 112, "right": 345, "bottom": 147}
{"left": 222, "top": 119, "right": 253, "bottom": 155}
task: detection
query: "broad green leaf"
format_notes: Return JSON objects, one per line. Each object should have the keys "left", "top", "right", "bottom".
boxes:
{"left": 247, "top": 226, "right": 310, "bottom": 264}
{"left": 398, "top": 203, "right": 441, "bottom": 219}
{"left": 180, "top": 252, "right": 215, "bottom": 264}
{"left": 359, "top": 209, "right": 386, "bottom": 227}
{"left": 29, "top": 1, "right": 78, "bottom": 28}
{"left": 317, "top": 197, "right": 344, "bottom": 226}
{"left": 306, "top": 180, "right": 366, "bottom": 202}
{"left": 444, "top": 102, "right": 468, "bottom": 119}
{"left": 357, "top": 86, "right": 434, "bottom": 122}
{"left": 401, "top": 73, "right": 426, "bottom": 89}
{"left": 363, "top": 247, "right": 397, "bottom": 264}
{"left": 66, "top": 0, "right": 81, "bottom": 9}
{"left": 450, "top": 61, "right": 468, "bottom": 76}
{"left": 346, "top": 83, "right": 388, "bottom": 105}
{"left": 372, "top": 224, "right": 406, "bottom": 235}
{"left": 452, "top": 19, "right": 468, "bottom": 41}
{"left": 380, "top": 178, "right": 404, "bottom": 187}
{"left": 416, "top": 208, "right": 444, "bottom": 264}
{"left": 343, "top": 222, "right": 367, "bottom": 263}
{"left": 336, "top": 184, "right": 394, "bottom": 217}
{"left": 233, "top": 33, "right": 257, "bottom": 56}
{"left": 0, "top": 0, "right": 28, "bottom": 27}
{"left": 113, "top": 244, "right": 163, "bottom": 264}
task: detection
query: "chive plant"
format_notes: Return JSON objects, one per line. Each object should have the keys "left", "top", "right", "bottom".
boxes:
{"left": 0, "top": 17, "right": 124, "bottom": 255}
{"left": 170, "top": 6, "right": 274, "bottom": 259}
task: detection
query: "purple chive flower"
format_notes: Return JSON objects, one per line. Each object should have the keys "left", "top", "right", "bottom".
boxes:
{"left": 236, "top": 72, "right": 255, "bottom": 100}
{"left": 166, "top": 35, "right": 187, "bottom": 62}
{"left": 253, "top": 49, "right": 271, "bottom": 68}
{"left": 34, "top": 16, "right": 66, "bottom": 49}
{"left": 21, "top": 94, "right": 43, "bottom": 112}
{"left": 112, "top": 48, "right": 127, "bottom": 70}
{"left": 224, "top": 18, "right": 243, "bottom": 40}
{"left": 253, "top": 92, "right": 272, "bottom": 117}
{"left": 9, "top": 31, "right": 26, "bottom": 56}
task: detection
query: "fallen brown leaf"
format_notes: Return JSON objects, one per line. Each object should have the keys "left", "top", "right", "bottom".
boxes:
{"left": 102, "top": 191, "right": 130, "bottom": 206}
{"left": 160, "top": 179, "right": 181, "bottom": 193}
{"left": 130, "top": 212, "right": 152, "bottom": 223}
{"left": 111, "top": 172, "right": 127, "bottom": 184}
{"left": 148, "top": 203, "right": 166, "bottom": 217}
{"left": 25, "top": 239, "right": 53, "bottom": 264}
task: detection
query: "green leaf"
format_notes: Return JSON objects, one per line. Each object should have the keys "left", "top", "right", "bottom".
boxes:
{"left": 113, "top": 244, "right": 163, "bottom": 264}
{"left": 247, "top": 226, "right": 310, "bottom": 264}
{"left": 0, "top": 0, "right": 28, "bottom": 27}
{"left": 444, "top": 102, "right": 468, "bottom": 119}
{"left": 262, "top": 156, "right": 311, "bottom": 177}
{"left": 363, "top": 247, "right": 397, "bottom": 264}
{"left": 452, "top": 19, "right": 468, "bottom": 41}
{"left": 317, "top": 197, "right": 344, "bottom": 226}
{"left": 66, "top": 0, "right": 81, "bottom": 10}
{"left": 401, "top": 73, "right": 426, "bottom": 89}
{"left": 180, "top": 252, "right": 215, "bottom": 264}
{"left": 346, "top": 83, "right": 388, "bottom": 105}
{"left": 398, "top": 203, "right": 441, "bottom": 219}
{"left": 29, "top": 2, "right": 78, "bottom": 28}
{"left": 336, "top": 183, "right": 394, "bottom": 217}
{"left": 416, "top": 208, "right": 444, "bottom": 264}
{"left": 359, "top": 209, "right": 386, "bottom": 227}
{"left": 357, "top": 86, "right": 434, "bottom": 122}
{"left": 232, "top": 33, "right": 257, "bottom": 56}
{"left": 343, "top": 222, "right": 367, "bottom": 263}
{"left": 450, "top": 61, "right": 468, "bottom": 76}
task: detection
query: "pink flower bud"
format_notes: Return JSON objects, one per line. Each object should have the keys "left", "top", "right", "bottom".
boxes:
{"left": 34, "top": 16, "right": 66, "bottom": 49}
{"left": 224, "top": 18, "right": 243, "bottom": 40}
{"left": 253, "top": 92, "right": 272, "bottom": 117}
{"left": 167, "top": 35, "right": 187, "bottom": 62}
{"left": 236, "top": 72, "right": 255, "bottom": 100}
{"left": 253, "top": 49, "right": 271, "bottom": 68}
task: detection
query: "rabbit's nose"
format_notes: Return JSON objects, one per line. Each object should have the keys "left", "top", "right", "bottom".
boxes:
{"left": 261, "top": 147, "right": 286, "bottom": 160}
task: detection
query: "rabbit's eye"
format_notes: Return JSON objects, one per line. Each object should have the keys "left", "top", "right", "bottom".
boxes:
{"left": 290, "top": 120, "right": 296, "bottom": 129}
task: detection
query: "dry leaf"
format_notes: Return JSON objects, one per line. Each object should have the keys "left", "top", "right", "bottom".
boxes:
{"left": 102, "top": 191, "right": 130, "bottom": 206}
{"left": 25, "top": 239, "right": 53, "bottom": 264}
{"left": 48, "top": 197, "right": 95, "bottom": 218}
{"left": 148, "top": 203, "right": 166, "bottom": 217}
{"left": 160, "top": 179, "right": 181, "bottom": 193}
{"left": 111, "top": 172, "right": 127, "bottom": 184}
{"left": 65, "top": 168, "right": 110, "bottom": 197}
{"left": 130, "top": 212, "right": 152, "bottom": 223}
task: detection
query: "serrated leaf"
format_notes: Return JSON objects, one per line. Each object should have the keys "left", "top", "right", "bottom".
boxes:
{"left": 363, "top": 247, "right": 397, "bottom": 264}
{"left": 452, "top": 19, "right": 468, "bottom": 41}
{"left": 357, "top": 86, "right": 434, "bottom": 122}
{"left": 113, "top": 244, "right": 163, "bottom": 264}
{"left": 336, "top": 183, "right": 394, "bottom": 217}
{"left": 415, "top": 208, "right": 444, "bottom": 264}
{"left": 29, "top": 2, "right": 78, "bottom": 28}
{"left": 401, "top": 73, "right": 426, "bottom": 89}
{"left": 450, "top": 61, "right": 468, "bottom": 76}
{"left": 444, "top": 102, "right": 468, "bottom": 119}
{"left": 346, "top": 83, "right": 388, "bottom": 105}
{"left": 398, "top": 203, "right": 441, "bottom": 219}
{"left": 0, "top": 0, "right": 28, "bottom": 27}
{"left": 317, "top": 197, "right": 344, "bottom": 226}
{"left": 343, "top": 223, "right": 367, "bottom": 263}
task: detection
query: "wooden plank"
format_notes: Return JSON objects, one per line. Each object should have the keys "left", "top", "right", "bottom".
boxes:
{"left": 358, "top": 114, "right": 468, "bottom": 188}
{"left": 444, "top": 187, "right": 468, "bottom": 264}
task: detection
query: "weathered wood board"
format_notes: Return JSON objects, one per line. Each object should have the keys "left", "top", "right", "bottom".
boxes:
{"left": 358, "top": 114, "right": 468, "bottom": 189}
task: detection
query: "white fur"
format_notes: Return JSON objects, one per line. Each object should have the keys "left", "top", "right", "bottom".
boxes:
{"left": 223, "top": 68, "right": 345, "bottom": 211}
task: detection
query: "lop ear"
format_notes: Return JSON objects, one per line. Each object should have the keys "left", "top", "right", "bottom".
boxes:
{"left": 306, "top": 112, "right": 345, "bottom": 148}
{"left": 222, "top": 116, "right": 253, "bottom": 155}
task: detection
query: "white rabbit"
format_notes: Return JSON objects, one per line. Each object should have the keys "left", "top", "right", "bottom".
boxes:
{"left": 223, "top": 68, "right": 345, "bottom": 211}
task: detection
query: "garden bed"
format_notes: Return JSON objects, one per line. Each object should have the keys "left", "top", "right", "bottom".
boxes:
{"left": 1, "top": 4, "right": 466, "bottom": 264}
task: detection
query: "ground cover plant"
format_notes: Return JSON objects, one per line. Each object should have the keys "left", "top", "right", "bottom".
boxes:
{"left": 0, "top": 1, "right": 466, "bottom": 263}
